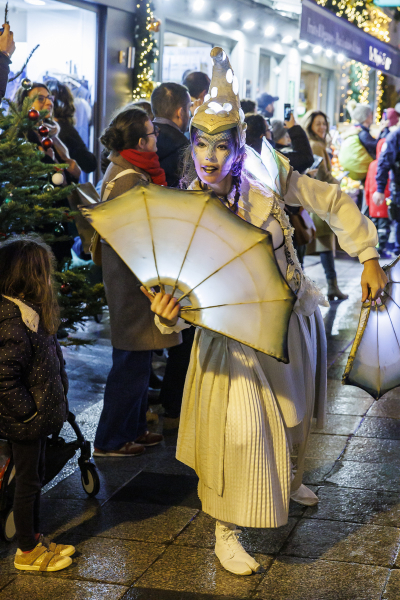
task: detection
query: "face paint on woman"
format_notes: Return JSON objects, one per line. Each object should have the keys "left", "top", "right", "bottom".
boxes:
{"left": 192, "top": 130, "right": 237, "bottom": 187}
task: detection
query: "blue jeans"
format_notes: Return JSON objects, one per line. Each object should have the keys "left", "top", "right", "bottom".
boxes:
{"left": 320, "top": 250, "right": 337, "bottom": 280}
{"left": 94, "top": 348, "right": 151, "bottom": 451}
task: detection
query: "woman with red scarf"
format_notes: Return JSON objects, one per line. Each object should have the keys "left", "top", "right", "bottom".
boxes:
{"left": 94, "top": 107, "right": 181, "bottom": 457}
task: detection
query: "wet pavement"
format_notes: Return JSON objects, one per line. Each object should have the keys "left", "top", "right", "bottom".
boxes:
{"left": 0, "top": 255, "right": 399, "bottom": 599}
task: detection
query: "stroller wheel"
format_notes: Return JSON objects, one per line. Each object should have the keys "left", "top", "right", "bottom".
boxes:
{"left": 81, "top": 463, "right": 100, "bottom": 497}
{"left": 2, "top": 508, "right": 16, "bottom": 542}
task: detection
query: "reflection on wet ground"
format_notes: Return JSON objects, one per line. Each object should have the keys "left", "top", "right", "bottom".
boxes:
{"left": 1, "top": 255, "right": 400, "bottom": 599}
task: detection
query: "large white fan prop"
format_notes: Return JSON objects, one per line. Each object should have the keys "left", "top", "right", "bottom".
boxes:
{"left": 81, "top": 182, "right": 296, "bottom": 362}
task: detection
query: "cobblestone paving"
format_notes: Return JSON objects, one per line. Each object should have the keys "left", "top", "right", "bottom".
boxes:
{"left": 0, "top": 256, "right": 399, "bottom": 599}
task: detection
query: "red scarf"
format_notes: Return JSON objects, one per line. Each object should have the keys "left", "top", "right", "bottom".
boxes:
{"left": 120, "top": 149, "right": 167, "bottom": 186}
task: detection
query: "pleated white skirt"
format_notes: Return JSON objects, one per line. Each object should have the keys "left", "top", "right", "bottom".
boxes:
{"left": 198, "top": 339, "right": 291, "bottom": 529}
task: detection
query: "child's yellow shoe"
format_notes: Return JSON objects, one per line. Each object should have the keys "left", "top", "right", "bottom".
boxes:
{"left": 37, "top": 534, "right": 75, "bottom": 557}
{"left": 14, "top": 545, "right": 72, "bottom": 572}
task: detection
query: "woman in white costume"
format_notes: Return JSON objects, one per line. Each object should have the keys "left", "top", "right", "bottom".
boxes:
{"left": 142, "top": 47, "right": 387, "bottom": 576}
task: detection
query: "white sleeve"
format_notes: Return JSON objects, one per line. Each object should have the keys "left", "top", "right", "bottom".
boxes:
{"left": 284, "top": 171, "right": 379, "bottom": 263}
{"left": 154, "top": 314, "right": 192, "bottom": 334}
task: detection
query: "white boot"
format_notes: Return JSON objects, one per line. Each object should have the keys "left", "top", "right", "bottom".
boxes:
{"left": 215, "top": 521, "right": 261, "bottom": 576}
{"left": 290, "top": 483, "right": 319, "bottom": 506}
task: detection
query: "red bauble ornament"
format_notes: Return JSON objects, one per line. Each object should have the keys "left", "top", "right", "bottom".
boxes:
{"left": 28, "top": 108, "right": 40, "bottom": 121}
{"left": 38, "top": 124, "right": 49, "bottom": 136}
{"left": 60, "top": 283, "right": 71, "bottom": 295}
{"left": 41, "top": 137, "right": 53, "bottom": 150}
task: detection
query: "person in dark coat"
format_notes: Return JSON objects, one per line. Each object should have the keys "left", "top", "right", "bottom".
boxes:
{"left": 374, "top": 127, "right": 400, "bottom": 255}
{"left": 245, "top": 113, "right": 272, "bottom": 154}
{"left": 0, "top": 236, "right": 74, "bottom": 572}
{"left": 151, "top": 83, "right": 195, "bottom": 429}
{"left": 151, "top": 82, "right": 191, "bottom": 187}
{"left": 272, "top": 113, "right": 313, "bottom": 174}
{"left": 46, "top": 80, "right": 97, "bottom": 175}
{"left": 0, "top": 23, "right": 15, "bottom": 99}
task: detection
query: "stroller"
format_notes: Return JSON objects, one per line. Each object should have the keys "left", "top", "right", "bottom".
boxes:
{"left": 0, "top": 411, "right": 100, "bottom": 542}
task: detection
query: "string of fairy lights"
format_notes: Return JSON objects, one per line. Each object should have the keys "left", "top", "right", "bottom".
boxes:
{"left": 133, "top": 0, "right": 391, "bottom": 117}
{"left": 375, "top": 71, "right": 385, "bottom": 122}
{"left": 132, "top": 1, "right": 160, "bottom": 100}
{"left": 318, "top": 0, "right": 390, "bottom": 121}
{"left": 316, "top": 0, "right": 390, "bottom": 42}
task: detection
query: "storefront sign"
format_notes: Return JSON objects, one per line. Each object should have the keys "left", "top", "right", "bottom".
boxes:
{"left": 374, "top": 0, "right": 400, "bottom": 6}
{"left": 300, "top": 0, "right": 400, "bottom": 77}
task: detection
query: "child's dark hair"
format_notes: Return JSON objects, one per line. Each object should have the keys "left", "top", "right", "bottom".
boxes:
{"left": 0, "top": 235, "right": 60, "bottom": 335}
{"left": 180, "top": 126, "right": 245, "bottom": 214}
{"left": 100, "top": 107, "right": 149, "bottom": 152}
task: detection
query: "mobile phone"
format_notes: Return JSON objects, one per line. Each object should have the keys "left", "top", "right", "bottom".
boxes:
{"left": 383, "top": 109, "right": 387, "bottom": 120}
{"left": 310, "top": 156, "right": 323, "bottom": 170}
{"left": 284, "top": 103, "right": 292, "bottom": 122}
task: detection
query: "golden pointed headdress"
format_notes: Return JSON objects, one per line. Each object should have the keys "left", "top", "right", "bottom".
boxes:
{"left": 190, "top": 47, "right": 247, "bottom": 147}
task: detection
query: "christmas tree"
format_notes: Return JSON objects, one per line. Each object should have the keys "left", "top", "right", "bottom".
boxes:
{"left": 0, "top": 93, "right": 105, "bottom": 339}
{"left": 132, "top": 0, "right": 159, "bottom": 100}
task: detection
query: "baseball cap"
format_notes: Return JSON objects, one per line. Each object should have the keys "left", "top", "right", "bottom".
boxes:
{"left": 257, "top": 93, "right": 279, "bottom": 109}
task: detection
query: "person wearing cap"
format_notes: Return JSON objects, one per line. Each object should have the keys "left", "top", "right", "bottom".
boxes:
{"left": 257, "top": 92, "right": 279, "bottom": 119}
{"left": 142, "top": 46, "right": 386, "bottom": 578}
{"left": 272, "top": 112, "right": 313, "bottom": 174}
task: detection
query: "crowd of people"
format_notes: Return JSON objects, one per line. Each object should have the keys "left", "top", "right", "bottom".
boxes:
{"left": 0, "top": 28, "right": 394, "bottom": 577}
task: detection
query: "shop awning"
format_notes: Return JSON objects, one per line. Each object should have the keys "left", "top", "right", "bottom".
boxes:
{"left": 300, "top": 0, "right": 400, "bottom": 77}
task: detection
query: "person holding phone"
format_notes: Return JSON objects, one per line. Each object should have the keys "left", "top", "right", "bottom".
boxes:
{"left": 15, "top": 83, "right": 81, "bottom": 184}
{"left": 0, "top": 23, "right": 15, "bottom": 99}
{"left": 271, "top": 111, "right": 314, "bottom": 174}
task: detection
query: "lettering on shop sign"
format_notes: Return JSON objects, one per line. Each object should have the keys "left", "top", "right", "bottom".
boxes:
{"left": 300, "top": 0, "right": 400, "bottom": 77}
{"left": 369, "top": 47, "right": 392, "bottom": 71}
{"left": 306, "top": 20, "right": 363, "bottom": 57}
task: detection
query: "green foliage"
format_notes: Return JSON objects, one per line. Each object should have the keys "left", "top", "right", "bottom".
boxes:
{"left": 55, "top": 267, "right": 105, "bottom": 330}
{"left": 0, "top": 96, "right": 106, "bottom": 337}
{"left": 0, "top": 98, "right": 74, "bottom": 242}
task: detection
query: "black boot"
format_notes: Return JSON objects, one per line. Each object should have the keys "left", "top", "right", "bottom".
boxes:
{"left": 327, "top": 278, "right": 348, "bottom": 301}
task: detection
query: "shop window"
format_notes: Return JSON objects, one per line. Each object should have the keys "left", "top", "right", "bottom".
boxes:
{"left": 163, "top": 32, "right": 212, "bottom": 83}
{"left": 5, "top": 0, "right": 96, "bottom": 156}
{"left": 258, "top": 53, "right": 271, "bottom": 96}
{"left": 299, "top": 68, "right": 328, "bottom": 116}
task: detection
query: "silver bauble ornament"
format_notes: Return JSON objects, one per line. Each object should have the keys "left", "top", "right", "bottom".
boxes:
{"left": 21, "top": 78, "right": 32, "bottom": 90}
{"left": 43, "top": 183, "right": 54, "bottom": 193}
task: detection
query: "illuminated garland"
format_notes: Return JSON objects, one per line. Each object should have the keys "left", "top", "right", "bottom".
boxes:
{"left": 375, "top": 71, "right": 385, "bottom": 122}
{"left": 132, "top": 0, "right": 159, "bottom": 100}
{"left": 339, "top": 59, "right": 371, "bottom": 120}
{"left": 316, "top": 0, "right": 390, "bottom": 43}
